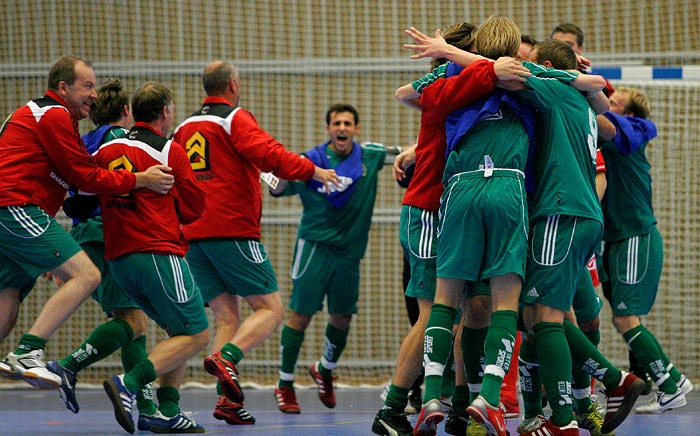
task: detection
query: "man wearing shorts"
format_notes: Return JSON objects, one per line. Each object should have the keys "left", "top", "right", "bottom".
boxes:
{"left": 271, "top": 104, "right": 386, "bottom": 414}
{"left": 172, "top": 60, "right": 338, "bottom": 425}
{"left": 0, "top": 56, "right": 173, "bottom": 388}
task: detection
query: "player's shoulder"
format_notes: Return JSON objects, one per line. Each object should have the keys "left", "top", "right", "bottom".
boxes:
{"left": 360, "top": 141, "right": 386, "bottom": 153}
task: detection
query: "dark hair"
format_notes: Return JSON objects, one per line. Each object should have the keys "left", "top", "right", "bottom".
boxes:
{"left": 47, "top": 55, "right": 93, "bottom": 90}
{"left": 431, "top": 22, "right": 477, "bottom": 70}
{"left": 203, "top": 61, "right": 238, "bottom": 95}
{"left": 325, "top": 103, "right": 359, "bottom": 125}
{"left": 521, "top": 34, "right": 537, "bottom": 46}
{"left": 533, "top": 40, "right": 578, "bottom": 70}
{"left": 550, "top": 23, "right": 584, "bottom": 47}
{"left": 132, "top": 82, "right": 172, "bottom": 123}
{"left": 89, "top": 78, "right": 129, "bottom": 125}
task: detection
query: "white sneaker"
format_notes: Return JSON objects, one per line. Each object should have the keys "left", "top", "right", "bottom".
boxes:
{"left": 516, "top": 414, "right": 546, "bottom": 434}
{"left": 635, "top": 389, "right": 687, "bottom": 414}
{"left": 677, "top": 375, "right": 693, "bottom": 396}
{"left": 0, "top": 350, "right": 61, "bottom": 389}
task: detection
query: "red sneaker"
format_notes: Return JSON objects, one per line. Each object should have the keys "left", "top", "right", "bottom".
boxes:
{"left": 466, "top": 395, "right": 508, "bottom": 436}
{"left": 274, "top": 386, "right": 301, "bottom": 414}
{"left": 309, "top": 362, "right": 336, "bottom": 408}
{"left": 203, "top": 351, "right": 244, "bottom": 403}
{"left": 213, "top": 395, "right": 255, "bottom": 425}
{"left": 519, "top": 418, "right": 579, "bottom": 436}
{"left": 601, "top": 371, "right": 644, "bottom": 433}
{"left": 413, "top": 398, "right": 444, "bottom": 436}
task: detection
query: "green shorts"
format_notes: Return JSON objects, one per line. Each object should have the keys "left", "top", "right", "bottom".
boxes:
{"left": 437, "top": 171, "right": 528, "bottom": 282}
{"left": 399, "top": 205, "right": 437, "bottom": 299}
{"left": 572, "top": 263, "right": 604, "bottom": 323}
{"left": 0, "top": 205, "right": 82, "bottom": 301}
{"left": 522, "top": 215, "right": 603, "bottom": 312}
{"left": 603, "top": 227, "right": 663, "bottom": 316}
{"left": 288, "top": 239, "right": 360, "bottom": 316}
{"left": 109, "top": 253, "right": 208, "bottom": 336}
{"left": 187, "top": 239, "right": 278, "bottom": 303}
{"left": 80, "top": 241, "right": 140, "bottom": 313}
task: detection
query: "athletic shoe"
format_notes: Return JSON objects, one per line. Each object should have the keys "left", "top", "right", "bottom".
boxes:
{"left": 677, "top": 374, "right": 693, "bottom": 396}
{"left": 103, "top": 374, "right": 136, "bottom": 434}
{"left": 407, "top": 387, "right": 422, "bottom": 414}
{"left": 502, "top": 396, "right": 520, "bottom": 419}
{"left": 371, "top": 409, "right": 413, "bottom": 436}
{"left": 413, "top": 399, "right": 444, "bottom": 436}
{"left": 150, "top": 410, "right": 205, "bottom": 433}
{"left": 466, "top": 396, "right": 507, "bottom": 436}
{"left": 274, "top": 386, "right": 301, "bottom": 414}
{"left": 576, "top": 400, "right": 615, "bottom": 436}
{"left": 309, "top": 362, "right": 336, "bottom": 408}
{"left": 0, "top": 350, "right": 61, "bottom": 389}
{"left": 138, "top": 412, "right": 155, "bottom": 431}
{"left": 519, "top": 418, "right": 579, "bottom": 436}
{"left": 516, "top": 414, "right": 546, "bottom": 435}
{"left": 467, "top": 419, "right": 488, "bottom": 436}
{"left": 444, "top": 408, "right": 469, "bottom": 435}
{"left": 47, "top": 360, "right": 79, "bottom": 413}
{"left": 601, "top": 371, "right": 644, "bottom": 433}
{"left": 634, "top": 389, "right": 687, "bottom": 414}
{"left": 213, "top": 395, "right": 256, "bottom": 425}
{"left": 203, "top": 351, "right": 244, "bottom": 403}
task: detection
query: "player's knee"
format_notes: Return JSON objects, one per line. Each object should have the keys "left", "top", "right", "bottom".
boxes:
{"left": 191, "top": 328, "right": 210, "bottom": 351}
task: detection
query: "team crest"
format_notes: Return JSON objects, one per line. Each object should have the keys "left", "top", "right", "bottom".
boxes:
{"left": 185, "top": 131, "right": 210, "bottom": 172}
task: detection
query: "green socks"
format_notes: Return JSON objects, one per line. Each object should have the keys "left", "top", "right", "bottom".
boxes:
{"left": 221, "top": 342, "right": 244, "bottom": 366}
{"left": 15, "top": 334, "right": 47, "bottom": 355}
{"left": 319, "top": 323, "right": 348, "bottom": 377}
{"left": 518, "top": 336, "right": 544, "bottom": 419}
{"left": 156, "top": 386, "right": 180, "bottom": 417}
{"left": 462, "top": 326, "right": 488, "bottom": 402}
{"left": 563, "top": 320, "right": 621, "bottom": 389}
{"left": 623, "top": 324, "right": 678, "bottom": 394}
{"left": 534, "top": 322, "right": 574, "bottom": 427}
{"left": 423, "top": 304, "right": 458, "bottom": 401}
{"left": 382, "top": 384, "right": 409, "bottom": 415}
{"left": 123, "top": 358, "right": 156, "bottom": 395}
{"left": 60, "top": 318, "right": 134, "bottom": 373}
{"left": 480, "top": 310, "right": 517, "bottom": 407}
{"left": 121, "top": 335, "right": 157, "bottom": 416}
{"left": 279, "top": 325, "right": 305, "bottom": 388}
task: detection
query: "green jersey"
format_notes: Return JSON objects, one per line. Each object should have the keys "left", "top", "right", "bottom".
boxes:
{"left": 515, "top": 62, "right": 602, "bottom": 224}
{"left": 280, "top": 142, "right": 385, "bottom": 259}
{"left": 599, "top": 139, "right": 656, "bottom": 241}
{"left": 411, "top": 62, "right": 449, "bottom": 93}
{"left": 443, "top": 107, "right": 529, "bottom": 183}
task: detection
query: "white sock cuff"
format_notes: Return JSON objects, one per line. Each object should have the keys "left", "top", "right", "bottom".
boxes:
{"left": 279, "top": 371, "right": 295, "bottom": 382}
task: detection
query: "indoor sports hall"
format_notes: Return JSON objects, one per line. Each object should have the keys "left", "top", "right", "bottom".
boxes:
{"left": 0, "top": 1, "right": 698, "bottom": 435}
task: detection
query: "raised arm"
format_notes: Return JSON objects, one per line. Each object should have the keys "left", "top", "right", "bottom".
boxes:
{"left": 404, "top": 27, "right": 484, "bottom": 67}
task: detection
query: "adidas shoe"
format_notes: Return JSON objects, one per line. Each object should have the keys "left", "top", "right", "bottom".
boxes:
{"left": 413, "top": 399, "right": 444, "bottom": 436}
{"left": 138, "top": 412, "right": 155, "bottom": 431}
{"left": 519, "top": 418, "right": 579, "bottom": 436}
{"left": 601, "top": 371, "right": 644, "bottom": 433}
{"left": 213, "top": 395, "right": 255, "bottom": 425}
{"left": 0, "top": 350, "right": 61, "bottom": 389}
{"left": 466, "top": 395, "right": 507, "bottom": 436}
{"left": 444, "top": 408, "right": 469, "bottom": 435}
{"left": 47, "top": 360, "right": 79, "bottom": 413}
{"left": 576, "top": 400, "right": 615, "bottom": 436}
{"left": 516, "top": 414, "right": 546, "bottom": 435}
{"left": 150, "top": 410, "right": 205, "bottom": 433}
{"left": 371, "top": 409, "right": 413, "bottom": 436}
{"left": 634, "top": 389, "right": 687, "bottom": 414}
{"left": 203, "top": 351, "right": 244, "bottom": 403}
{"left": 677, "top": 374, "right": 693, "bottom": 396}
{"left": 103, "top": 374, "right": 136, "bottom": 434}
{"left": 309, "top": 362, "right": 336, "bottom": 408}
{"left": 274, "top": 386, "right": 301, "bottom": 414}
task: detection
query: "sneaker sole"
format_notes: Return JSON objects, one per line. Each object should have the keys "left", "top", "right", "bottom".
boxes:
{"left": 103, "top": 378, "right": 135, "bottom": 434}
{"left": 151, "top": 425, "right": 205, "bottom": 434}
{"left": 466, "top": 406, "right": 504, "bottom": 436}
{"left": 601, "top": 378, "right": 644, "bottom": 433}
{"left": 203, "top": 356, "right": 244, "bottom": 403}
{"left": 213, "top": 408, "right": 256, "bottom": 425}
{"left": 414, "top": 411, "right": 444, "bottom": 436}
{"left": 22, "top": 371, "right": 61, "bottom": 390}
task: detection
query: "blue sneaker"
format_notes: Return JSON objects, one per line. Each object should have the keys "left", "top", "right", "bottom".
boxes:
{"left": 138, "top": 412, "right": 156, "bottom": 431}
{"left": 150, "top": 410, "right": 205, "bottom": 433}
{"left": 47, "top": 361, "right": 79, "bottom": 414}
{"left": 103, "top": 374, "right": 136, "bottom": 434}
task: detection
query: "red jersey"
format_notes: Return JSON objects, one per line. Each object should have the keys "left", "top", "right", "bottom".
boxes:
{"left": 95, "top": 123, "right": 205, "bottom": 260}
{"left": 402, "top": 60, "right": 498, "bottom": 211}
{"left": 0, "top": 90, "right": 136, "bottom": 215}
{"left": 173, "top": 97, "right": 315, "bottom": 240}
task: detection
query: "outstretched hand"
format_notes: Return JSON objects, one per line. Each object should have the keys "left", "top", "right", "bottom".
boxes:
{"left": 493, "top": 57, "right": 531, "bottom": 82}
{"left": 403, "top": 27, "right": 450, "bottom": 59}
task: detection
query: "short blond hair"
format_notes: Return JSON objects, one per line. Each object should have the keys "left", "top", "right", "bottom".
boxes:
{"left": 475, "top": 15, "right": 520, "bottom": 60}
{"left": 615, "top": 86, "right": 651, "bottom": 119}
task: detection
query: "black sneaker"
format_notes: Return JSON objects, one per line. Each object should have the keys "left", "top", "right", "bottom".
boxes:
{"left": 444, "top": 409, "right": 469, "bottom": 435}
{"left": 47, "top": 361, "right": 79, "bottom": 413}
{"left": 371, "top": 410, "right": 413, "bottom": 436}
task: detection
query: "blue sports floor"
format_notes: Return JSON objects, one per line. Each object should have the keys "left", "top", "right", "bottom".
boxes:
{"left": 0, "top": 386, "right": 697, "bottom": 435}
